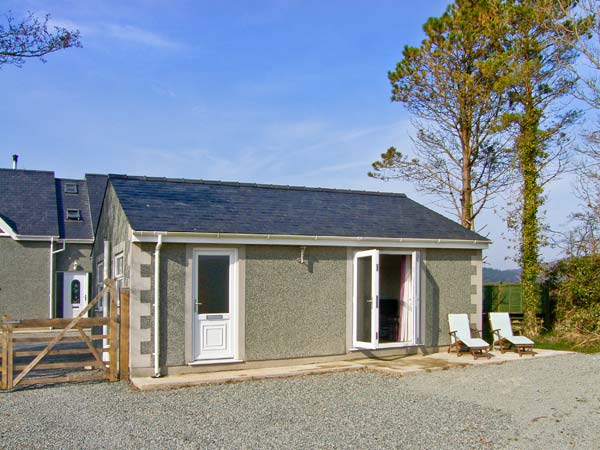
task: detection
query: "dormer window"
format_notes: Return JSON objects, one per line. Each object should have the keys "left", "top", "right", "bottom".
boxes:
{"left": 66, "top": 209, "right": 81, "bottom": 221}
{"left": 64, "top": 183, "right": 78, "bottom": 194}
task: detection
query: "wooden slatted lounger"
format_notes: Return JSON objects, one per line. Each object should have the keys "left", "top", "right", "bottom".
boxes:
{"left": 448, "top": 313, "right": 491, "bottom": 359}
{"left": 489, "top": 312, "right": 535, "bottom": 356}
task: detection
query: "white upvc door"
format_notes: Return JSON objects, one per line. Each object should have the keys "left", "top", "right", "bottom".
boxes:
{"left": 63, "top": 272, "right": 89, "bottom": 318}
{"left": 353, "top": 249, "right": 379, "bottom": 349}
{"left": 192, "top": 249, "right": 238, "bottom": 361}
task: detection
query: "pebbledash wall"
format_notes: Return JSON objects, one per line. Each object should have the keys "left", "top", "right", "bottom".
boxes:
{"left": 55, "top": 244, "right": 93, "bottom": 273}
{"left": 124, "top": 240, "right": 482, "bottom": 376}
{"left": 422, "top": 249, "right": 482, "bottom": 347}
{"left": 0, "top": 237, "right": 93, "bottom": 320}
{"left": 0, "top": 238, "right": 50, "bottom": 320}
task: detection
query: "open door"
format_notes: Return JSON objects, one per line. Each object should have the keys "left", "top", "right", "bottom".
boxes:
{"left": 353, "top": 249, "right": 379, "bottom": 349}
{"left": 353, "top": 250, "right": 422, "bottom": 349}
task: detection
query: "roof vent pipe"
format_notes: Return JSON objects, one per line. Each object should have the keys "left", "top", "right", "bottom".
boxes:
{"left": 12, "top": 154, "right": 18, "bottom": 170}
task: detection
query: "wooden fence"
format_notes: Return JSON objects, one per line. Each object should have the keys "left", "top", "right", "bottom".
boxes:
{"left": 0, "top": 279, "right": 129, "bottom": 390}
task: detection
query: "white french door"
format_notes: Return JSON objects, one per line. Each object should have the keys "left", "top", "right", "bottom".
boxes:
{"left": 353, "top": 250, "right": 379, "bottom": 349}
{"left": 192, "top": 249, "right": 238, "bottom": 361}
{"left": 353, "top": 250, "right": 421, "bottom": 349}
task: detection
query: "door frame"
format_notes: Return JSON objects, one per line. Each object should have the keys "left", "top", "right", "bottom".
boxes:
{"left": 60, "top": 271, "right": 90, "bottom": 318}
{"left": 352, "top": 249, "right": 421, "bottom": 350}
{"left": 191, "top": 248, "right": 239, "bottom": 362}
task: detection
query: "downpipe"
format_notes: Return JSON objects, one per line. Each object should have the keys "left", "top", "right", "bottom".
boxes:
{"left": 153, "top": 233, "right": 164, "bottom": 378}
{"left": 48, "top": 237, "right": 66, "bottom": 318}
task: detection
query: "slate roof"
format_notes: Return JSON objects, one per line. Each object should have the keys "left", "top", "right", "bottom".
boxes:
{"left": 0, "top": 169, "right": 101, "bottom": 240}
{"left": 109, "top": 175, "right": 488, "bottom": 241}
{"left": 0, "top": 169, "right": 59, "bottom": 236}
{"left": 85, "top": 174, "right": 108, "bottom": 234}
{"left": 55, "top": 179, "right": 94, "bottom": 240}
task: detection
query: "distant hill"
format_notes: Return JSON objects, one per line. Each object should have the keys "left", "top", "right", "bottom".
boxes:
{"left": 483, "top": 267, "right": 521, "bottom": 283}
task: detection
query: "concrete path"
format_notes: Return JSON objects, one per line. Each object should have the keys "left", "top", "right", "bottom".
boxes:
{"left": 131, "top": 348, "right": 572, "bottom": 391}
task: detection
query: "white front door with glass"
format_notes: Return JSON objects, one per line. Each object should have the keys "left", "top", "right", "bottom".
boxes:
{"left": 353, "top": 250, "right": 421, "bottom": 349}
{"left": 63, "top": 272, "right": 89, "bottom": 318}
{"left": 193, "top": 249, "right": 238, "bottom": 361}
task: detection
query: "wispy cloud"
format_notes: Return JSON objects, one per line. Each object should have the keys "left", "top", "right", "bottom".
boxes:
{"left": 263, "top": 119, "right": 328, "bottom": 142}
{"left": 151, "top": 82, "right": 176, "bottom": 98}
{"left": 48, "top": 17, "right": 181, "bottom": 50}
{"left": 125, "top": 146, "right": 283, "bottom": 182}
{"left": 47, "top": 17, "right": 91, "bottom": 33}
{"left": 104, "top": 24, "right": 180, "bottom": 50}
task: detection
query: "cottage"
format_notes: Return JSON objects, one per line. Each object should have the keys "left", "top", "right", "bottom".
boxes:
{"left": 93, "top": 175, "right": 489, "bottom": 377}
{"left": 0, "top": 169, "right": 106, "bottom": 319}
{"left": 1, "top": 169, "right": 490, "bottom": 376}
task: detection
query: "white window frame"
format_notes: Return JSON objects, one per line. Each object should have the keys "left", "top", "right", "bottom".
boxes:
{"left": 96, "top": 261, "right": 104, "bottom": 311}
{"left": 66, "top": 209, "right": 82, "bottom": 221}
{"left": 114, "top": 253, "right": 124, "bottom": 278}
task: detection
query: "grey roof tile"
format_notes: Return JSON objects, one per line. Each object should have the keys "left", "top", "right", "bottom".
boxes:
{"left": 55, "top": 178, "right": 94, "bottom": 240}
{"left": 0, "top": 169, "right": 59, "bottom": 236}
{"left": 109, "top": 175, "right": 488, "bottom": 241}
{"left": 85, "top": 174, "right": 108, "bottom": 234}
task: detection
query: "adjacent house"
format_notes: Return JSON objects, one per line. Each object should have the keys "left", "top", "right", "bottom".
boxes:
{"left": 94, "top": 174, "right": 489, "bottom": 377}
{"left": 1, "top": 168, "right": 490, "bottom": 377}
{"left": 0, "top": 168, "right": 107, "bottom": 320}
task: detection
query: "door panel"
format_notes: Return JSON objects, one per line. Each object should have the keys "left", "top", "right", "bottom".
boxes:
{"left": 62, "top": 272, "right": 89, "bottom": 318}
{"left": 193, "top": 251, "right": 236, "bottom": 361}
{"left": 199, "top": 320, "right": 230, "bottom": 356}
{"left": 353, "top": 250, "right": 379, "bottom": 349}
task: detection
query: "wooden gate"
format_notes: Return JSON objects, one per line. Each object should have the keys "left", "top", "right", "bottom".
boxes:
{"left": 0, "top": 279, "right": 129, "bottom": 390}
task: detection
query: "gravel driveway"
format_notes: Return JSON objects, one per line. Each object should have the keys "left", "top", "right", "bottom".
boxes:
{"left": 1, "top": 353, "right": 598, "bottom": 449}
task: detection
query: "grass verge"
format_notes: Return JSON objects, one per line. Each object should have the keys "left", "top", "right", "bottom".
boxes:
{"left": 534, "top": 332, "right": 600, "bottom": 354}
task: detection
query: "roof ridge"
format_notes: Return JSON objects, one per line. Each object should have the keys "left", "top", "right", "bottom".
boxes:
{"left": 0, "top": 168, "right": 55, "bottom": 175}
{"left": 107, "top": 174, "right": 407, "bottom": 198}
{"left": 57, "top": 178, "right": 86, "bottom": 182}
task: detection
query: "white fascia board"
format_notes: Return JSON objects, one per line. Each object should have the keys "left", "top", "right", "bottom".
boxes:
{"left": 62, "top": 238, "right": 94, "bottom": 244}
{"left": 0, "top": 217, "right": 18, "bottom": 240}
{"left": 11, "top": 235, "right": 57, "bottom": 241}
{"left": 131, "top": 231, "right": 491, "bottom": 250}
{"left": 0, "top": 218, "right": 61, "bottom": 241}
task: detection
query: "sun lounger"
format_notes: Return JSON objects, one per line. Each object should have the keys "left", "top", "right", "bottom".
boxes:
{"left": 448, "top": 313, "right": 491, "bottom": 359}
{"left": 489, "top": 312, "right": 535, "bottom": 356}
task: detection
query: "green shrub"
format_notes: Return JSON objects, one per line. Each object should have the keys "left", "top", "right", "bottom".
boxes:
{"left": 544, "top": 255, "right": 600, "bottom": 334}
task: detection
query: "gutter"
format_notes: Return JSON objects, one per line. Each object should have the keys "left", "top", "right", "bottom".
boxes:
{"left": 153, "top": 233, "right": 164, "bottom": 378}
{"left": 132, "top": 230, "right": 491, "bottom": 249}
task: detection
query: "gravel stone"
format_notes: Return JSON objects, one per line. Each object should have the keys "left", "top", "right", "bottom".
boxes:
{"left": 0, "top": 353, "right": 598, "bottom": 449}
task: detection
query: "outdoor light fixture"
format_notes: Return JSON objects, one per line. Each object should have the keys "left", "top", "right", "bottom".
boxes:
{"left": 297, "top": 246, "right": 307, "bottom": 264}
{"left": 70, "top": 261, "right": 81, "bottom": 271}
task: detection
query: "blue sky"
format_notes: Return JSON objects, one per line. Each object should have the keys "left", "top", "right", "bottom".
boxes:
{"left": 0, "top": 0, "right": 581, "bottom": 269}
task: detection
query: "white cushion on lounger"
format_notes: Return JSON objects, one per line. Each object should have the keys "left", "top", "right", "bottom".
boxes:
{"left": 448, "top": 314, "right": 488, "bottom": 348}
{"left": 461, "top": 337, "right": 491, "bottom": 348}
{"left": 506, "top": 335, "right": 534, "bottom": 346}
{"left": 489, "top": 312, "right": 534, "bottom": 346}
